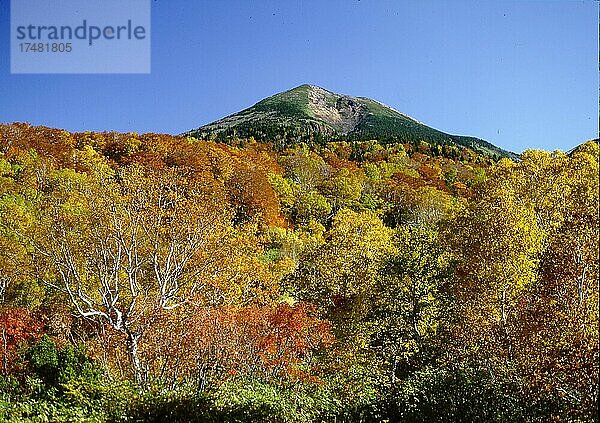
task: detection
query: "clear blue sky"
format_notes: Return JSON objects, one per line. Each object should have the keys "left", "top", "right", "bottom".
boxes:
{"left": 0, "top": 0, "right": 597, "bottom": 153}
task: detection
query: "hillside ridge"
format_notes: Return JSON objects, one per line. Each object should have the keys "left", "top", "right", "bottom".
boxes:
{"left": 185, "top": 84, "right": 517, "bottom": 159}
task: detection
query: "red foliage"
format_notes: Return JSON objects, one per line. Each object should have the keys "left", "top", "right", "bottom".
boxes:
{"left": 139, "top": 303, "right": 334, "bottom": 384}
{"left": 0, "top": 307, "right": 44, "bottom": 374}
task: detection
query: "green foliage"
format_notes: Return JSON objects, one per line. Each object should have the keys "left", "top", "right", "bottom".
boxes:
{"left": 25, "top": 336, "right": 59, "bottom": 386}
{"left": 122, "top": 379, "right": 339, "bottom": 423}
{"left": 389, "top": 365, "right": 526, "bottom": 422}
{"left": 212, "top": 379, "right": 337, "bottom": 423}
{"left": 22, "top": 337, "right": 113, "bottom": 409}
{"left": 0, "top": 336, "right": 127, "bottom": 422}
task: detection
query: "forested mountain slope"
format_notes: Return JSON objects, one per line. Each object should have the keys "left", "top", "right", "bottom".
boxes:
{"left": 185, "top": 84, "right": 517, "bottom": 160}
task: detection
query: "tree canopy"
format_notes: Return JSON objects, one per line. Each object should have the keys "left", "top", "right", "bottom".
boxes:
{"left": 0, "top": 123, "right": 597, "bottom": 422}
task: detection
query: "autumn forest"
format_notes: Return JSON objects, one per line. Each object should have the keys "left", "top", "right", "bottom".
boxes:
{"left": 0, "top": 123, "right": 597, "bottom": 422}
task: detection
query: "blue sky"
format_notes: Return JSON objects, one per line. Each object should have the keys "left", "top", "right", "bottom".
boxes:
{"left": 0, "top": 0, "right": 597, "bottom": 153}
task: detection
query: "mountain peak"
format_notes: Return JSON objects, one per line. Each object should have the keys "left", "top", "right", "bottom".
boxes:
{"left": 185, "top": 85, "right": 515, "bottom": 159}
{"left": 291, "top": 83, "right": 330, "bottom": 92}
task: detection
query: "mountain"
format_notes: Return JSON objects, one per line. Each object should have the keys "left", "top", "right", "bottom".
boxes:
{"left": 185, "top": 84, "right": 516, "bottom": 159}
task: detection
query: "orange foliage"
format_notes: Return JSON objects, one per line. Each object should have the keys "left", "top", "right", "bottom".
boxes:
{"left": 0, "top": 307, "right": 44, "bottom": 374}
{"left": 139, "top": 303, "right": 333, "bottom": 385}
{"left": 0, "top": 123, "right": 286, "bottom": 228}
